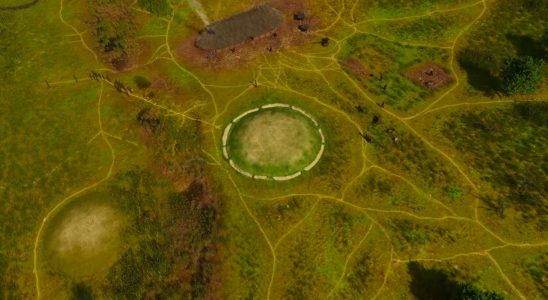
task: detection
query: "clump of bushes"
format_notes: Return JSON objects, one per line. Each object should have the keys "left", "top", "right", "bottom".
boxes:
{"left": 137, "top": 0, "right": 170, "bottom": 16}
{"left": 408, "top": 262, "right": 506, "bottom": 300}
{"left": 91, "top": 0, "right": 136, "bottom": 69}
{"left": 133, "top": 75, "right": 151, "bottom": 90}
{"left": 500, "top": 56, "right": 544, "bottom": 95}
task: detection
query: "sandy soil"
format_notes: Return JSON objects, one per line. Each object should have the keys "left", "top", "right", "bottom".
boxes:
{"left": 235, "top": 110, "right": 315, "bottom": 167}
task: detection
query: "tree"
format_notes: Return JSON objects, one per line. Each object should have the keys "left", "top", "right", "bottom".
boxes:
{"left": 457, "top": 283, "right": 506, "bottom": 300}
{"left": 500, "top": 56, "right": 544, "bottom": 95}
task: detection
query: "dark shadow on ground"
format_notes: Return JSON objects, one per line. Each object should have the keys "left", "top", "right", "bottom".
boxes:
{"left": 408, "top": 262, "right": 460, "bottom": 300}
{"left": 457, "top": 49, "right": 500, "bottom": 95}
{"left": 71, "top": 283, "right": 94, "bottom": 300}
{"left": 506, "top": 33, "right": 547, "bottom": 60}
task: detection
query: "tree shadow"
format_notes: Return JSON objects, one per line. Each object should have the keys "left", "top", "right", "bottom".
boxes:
{"left": 408, "top": 262, "right": 459, "bottom": 300}
{"left": 457, "top": 49, "right": 501, "bottom": 95}
{"left": 71, "top": 283, "right": 94, "bottom": 300}
{"left": 506, "top": 33, "right": 547, "bottom": 60}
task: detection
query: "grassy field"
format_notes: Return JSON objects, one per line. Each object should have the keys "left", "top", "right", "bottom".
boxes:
{"left": 0, "top": 0, "right": 546, "bottom": 299}
{"left": 226, "top": 106, "right": 323, "bottom": 177}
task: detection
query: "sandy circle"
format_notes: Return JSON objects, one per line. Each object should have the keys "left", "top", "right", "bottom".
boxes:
{"left": 44, "top": 202, "right": 125, "bottom": 277}
{"left": 223, "top": 104, "right": 325, "bottom": 180}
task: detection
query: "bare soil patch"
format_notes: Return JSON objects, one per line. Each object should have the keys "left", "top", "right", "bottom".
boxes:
{"left": 405, "top": 62, "right": 451, "bottom": 89}
{"left": 176, "top": 0, "right": 320, "bottom": 69}
{"left": 343, "top": 58, "right": 373, "bottom": 80}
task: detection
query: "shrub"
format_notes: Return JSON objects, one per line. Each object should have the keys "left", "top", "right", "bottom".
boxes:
{"left": 500, "top": 56, "right": 544, "bottom": 95}
{"left": 445, "top": 185, "right": 464, "bottom": 201}
{"left": 137, "top": 0, "right": 170, "bottom": 16}
{"left": 457, "top": 283, "right": 506, "bottom": 300}
{"left": 133, "top": 75, "right": 151, "bottom": 89}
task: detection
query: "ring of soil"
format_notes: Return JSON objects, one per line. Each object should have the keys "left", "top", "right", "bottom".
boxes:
{"left": 222, "top": 104, "right": 325, "bottom": 181}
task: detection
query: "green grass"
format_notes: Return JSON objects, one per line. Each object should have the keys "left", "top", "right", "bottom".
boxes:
{"left": 226, "top": 107, "right": 323, "bottom": 177}
{"left": 1, "top": 0, "right": 546, "bottom": 299}
{"left": 440, "top": 103, "right": 547, "bottom": 236}
{"left": 340, "top": 34, "right": 451, "bottom": 111}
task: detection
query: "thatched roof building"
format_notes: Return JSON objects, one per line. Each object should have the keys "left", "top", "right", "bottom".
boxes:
{"left": 195, "top": 4, "right": 284, "bottom": 50}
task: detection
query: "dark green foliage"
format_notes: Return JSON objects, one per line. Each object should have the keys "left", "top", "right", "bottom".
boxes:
{"left": 137, "top": 0, "right": 170, "bottom": 16}
{"left": 392, "top": 220, "right": 458, "bottom": 251}
{"left": 408, "top": 262, "right": 506, "bottom": 300}
{"left": 103, "top": 120, "right": 220, "bottom": 299}
{"left": 445, "top": 185, "right": 464, "bottom": 201}
{"left": 457, "top": 0, "right": 547, "bottom": 94}
{"left": 105, "top": 249, "right": 144, "bottom": 298}
{"left": 500, "top": 56, "right": 544, "bottom": 95}
{"left": 456, "top": 283, "right": 505, "bottom": 300}
{"left": 101, "top": 113, "right": 216, "bottom": 299}
{"left": 521, "top": 252, "right": 548, "bottom": 298}
{"left": 133, "top": 75, "right": 151, "bottom": 90}
{"left": 392, "top": 220, "right": 427, "bottom": 248}
{"left": 442, "top": 103, "right": 547, "bottom": 226}
{"left": 345, "top": 252, "right": 373, "bottom": 293}
{"left": 505, "top": 34, "right": 548, "bottom": 60}
{"left": 70, "top": 283, "right": 94, "bottom": 300}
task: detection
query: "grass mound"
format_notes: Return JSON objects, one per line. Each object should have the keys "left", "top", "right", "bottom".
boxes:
{"left": 43, "top": 198, "right": 126, "bottom": 278}
{"left": 225, "top": 105, "right": 324, "bottom": 179}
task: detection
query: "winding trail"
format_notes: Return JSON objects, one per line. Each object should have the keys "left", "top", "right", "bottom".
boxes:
{"left": 33, "top": 0, "right": 548, "bottom": 299}
{"left": 33, "top": 82, "right": 116, "bottom": 299}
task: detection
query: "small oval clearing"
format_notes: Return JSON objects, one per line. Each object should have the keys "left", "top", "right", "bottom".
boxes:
{"left": 43, "top": 200, "right": 126, "bottom": 278}
{"left": 223, "top": 104, "right": 325, "bottom": 181}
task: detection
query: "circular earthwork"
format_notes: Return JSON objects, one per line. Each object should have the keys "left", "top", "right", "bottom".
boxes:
{"left": 222, "top": 103, "right": 325, "bottom": 181}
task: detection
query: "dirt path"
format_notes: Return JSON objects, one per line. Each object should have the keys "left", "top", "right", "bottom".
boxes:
{"left": 34, "top": 0, "right": 547, "bottom": 299}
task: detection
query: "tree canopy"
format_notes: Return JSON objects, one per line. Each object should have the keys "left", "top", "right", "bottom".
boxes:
{"left": 500, "top": 56, "right": 544, "bottom": 95}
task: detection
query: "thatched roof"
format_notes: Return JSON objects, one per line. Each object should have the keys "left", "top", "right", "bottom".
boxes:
{"left": 195, "top": 4, "right": 284, "bottom": 50}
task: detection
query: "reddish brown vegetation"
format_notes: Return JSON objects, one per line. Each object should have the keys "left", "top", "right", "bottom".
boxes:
{"left": 89, "top": 0, "right": 143, "bottom": 70}
{"left": 343, "top": 58, "right": 373, "bottom": 80}
{"left": 405, "top": 62, "right": 452, "bottom": 89}
{"left": 135, "top": 115, "right": 225, "bottom": 298}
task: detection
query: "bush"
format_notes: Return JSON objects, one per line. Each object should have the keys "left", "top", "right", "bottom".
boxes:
{"left": 133, "top": 75, "right": 151, "bottom": 89}
{"left": 500, "top": 56, "right": 544, "bottom": 95}
{"left": 457, "top": 283, "right": 506, "bottom": 300}
{"left": 445, "top": 185, "right": 464, "bottom": 201}
{"left": 408, "top": 262, "right": 506, "bottom": 300}
{"left": 137, "top": 0, "right": 170, "bottom": 16}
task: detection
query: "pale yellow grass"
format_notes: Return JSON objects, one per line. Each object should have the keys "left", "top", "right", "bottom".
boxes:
{"left": 236, "top": 111, "right": 315, "bottom": 167}
{"left": 47, "top": 204, "right": 125, "bottom": 277}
